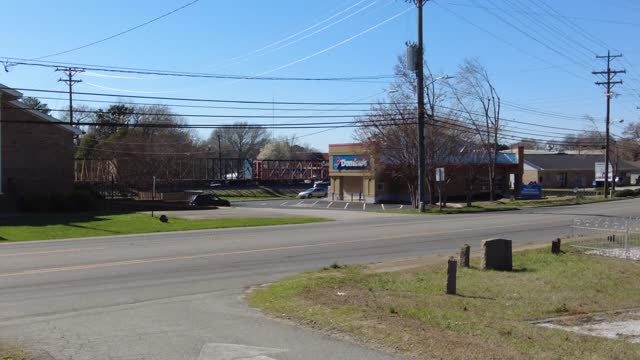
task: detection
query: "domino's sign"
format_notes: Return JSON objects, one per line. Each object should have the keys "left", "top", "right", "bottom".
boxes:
{"left": 333, "top": 155, "right": 370, "bottom": 170}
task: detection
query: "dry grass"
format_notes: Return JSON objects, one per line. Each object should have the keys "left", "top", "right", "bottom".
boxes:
{"left": 250, "top": 247, "right": 640, "bottom": 359}
{"left": 0, "top": 343, "right": 32, "bottom": 360}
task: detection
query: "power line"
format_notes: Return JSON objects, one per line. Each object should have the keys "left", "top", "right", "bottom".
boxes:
{"left": 34, "top": 0, "right": 202, "bottom": 60}
{"left": 207, "top": 0, "right": 373, "bottom": 70}
{"left": 221, "top": 0, "right": 384, "bottom": 68}
{"left": 475, "top": 0, "right": 593, "bottom": 72}
{"left": 431, "top": 1, "right": 590, "bottom": 81}
{"left": 33, "top": 96, "right": 375, "bottom": 112}
{"left": 247, "top": 6, "right": 413, "bottom": 79}
{"left": 14, "top": 87, "right": 402, "bottom": 105}
{"left": 3, "top": 108, "right": 610, "bottom": 148}
{"left": 3, "top": 57, "right": 394, "bottom": 82}
{"left": 444, "top": 2, "right": 640, "bottom": 27}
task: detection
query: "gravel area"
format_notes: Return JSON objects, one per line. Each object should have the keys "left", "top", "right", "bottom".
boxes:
{"left": 540, "top": 318, "right": 640, "bottom": 344}
{"left": 587, "top": 247, "right": 640, "bottom": 261}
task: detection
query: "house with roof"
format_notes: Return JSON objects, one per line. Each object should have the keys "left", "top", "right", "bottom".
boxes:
{"left": 1, "top": 83, "right": 81, "bottom": 208}
{"left": 522, "top": 152, "right": 640, "bottom": 188}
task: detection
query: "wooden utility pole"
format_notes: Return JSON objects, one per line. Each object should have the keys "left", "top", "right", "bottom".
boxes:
{"left": 56, "top": 67, "right": 84, "bottom": 126}
{"left": 593, "top": 51, "right": 624, "bottom": 198}
{"left": 217, "top": 134, "right": 223, "bottom": 180}
{"left": 405, "top": 0, "right": 429, "bottom": 211}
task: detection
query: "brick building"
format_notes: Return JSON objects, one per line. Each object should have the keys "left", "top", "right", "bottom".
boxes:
{"left": 328, "top": 143, "right": 524, "bottom": 203}
{"left": 522, "top": 152, "right": 640, "bottom": 188}
{"left": 0, "top": 84, "right": 80, "bottom": 206}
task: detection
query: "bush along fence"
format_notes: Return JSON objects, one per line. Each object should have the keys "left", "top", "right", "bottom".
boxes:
{"left": 571, "top": 216, "right": 640, "bottom": 260}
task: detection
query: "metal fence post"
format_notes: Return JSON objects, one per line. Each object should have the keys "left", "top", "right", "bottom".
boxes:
{"left": 625, "top": 217, "right": 630, "bottom": 259}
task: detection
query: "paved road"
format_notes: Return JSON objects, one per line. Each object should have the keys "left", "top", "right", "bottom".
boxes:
{"left": 1, "top": 199, "right": 638, "bottom": 360}
{"left": 234, "top": 198, "right": 408, "bottom": 212}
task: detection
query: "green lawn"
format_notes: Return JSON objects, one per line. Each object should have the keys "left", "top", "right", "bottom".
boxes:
{"left": 208, "top": 188, "right": 300, "bottom": 202}
{"left": 388, "top": 196, "right": 623, "bottom": 215}
{"left": 385, "top": 205, "right": 518, "bottom": 215}
{"left": 490, "top": 195, "right": 619, "bottom": 208}
{"left": 0, "top": 213, "right": 329, "bottom": 242}
{"left": 250, "top": 247, "right": 640, "bottom": 359}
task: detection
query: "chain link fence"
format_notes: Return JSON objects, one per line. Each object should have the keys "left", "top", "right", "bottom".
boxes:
{"left": 571, "top": 216, "right": 640, "bottom": 260}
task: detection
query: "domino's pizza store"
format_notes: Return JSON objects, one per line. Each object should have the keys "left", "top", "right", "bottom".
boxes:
{"left": 329, "top": 143, "right": 525, "bottom": 204}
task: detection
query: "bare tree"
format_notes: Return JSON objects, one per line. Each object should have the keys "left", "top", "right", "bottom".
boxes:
{"left": 450, "top": 58, "right": 502, "bottom": 201}
{"left": 209, "top": 122, "right": 269, "bottom": 160}
{"left": 376, "top": 55, "right": 450, "bottom": 205}
{"left": 356, "top": 99, "right": 412, "bottom": 205}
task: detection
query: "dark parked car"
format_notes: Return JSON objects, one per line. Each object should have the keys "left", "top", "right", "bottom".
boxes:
{"left": 189, "top": 194, "right": 231, "bottom": 207}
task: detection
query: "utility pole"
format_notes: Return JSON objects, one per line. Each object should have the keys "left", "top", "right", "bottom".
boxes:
{"left": 56, "top": 67, "right": 84, "bottom": 126}
{"left": 217, "top": 134, "right": 222, "bottom": 180}
{"left": 592, "top": 51, "right": 625, "bottom": 198}
{"left": 406, "top": 0, "right": 428, "bottom": 211}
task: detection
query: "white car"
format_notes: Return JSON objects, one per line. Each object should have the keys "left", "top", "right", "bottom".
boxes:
{"left": 298, "top": 187, "right": 327, "bottom": 199}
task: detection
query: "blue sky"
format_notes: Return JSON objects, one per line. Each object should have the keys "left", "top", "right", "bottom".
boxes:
{"left": 1, "top": 0, "right": 639, "bottom": 151}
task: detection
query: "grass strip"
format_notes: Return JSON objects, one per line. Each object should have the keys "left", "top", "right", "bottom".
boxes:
{"left": 0, "top": 213, "right": 329, "bottom": 241}
{"left": 250, "top": 247, "right": 640, "bottom": 359}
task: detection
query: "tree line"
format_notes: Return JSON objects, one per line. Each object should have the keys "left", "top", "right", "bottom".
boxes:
{"left": 355, "top": 55, "right": 640, "bottom": 208}
{"left": 21, "top": 97, "right": 319, "bottom": 189}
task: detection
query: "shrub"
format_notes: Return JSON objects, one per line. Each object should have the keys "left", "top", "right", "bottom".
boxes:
{"left": 18, "top": 189, "right": 103, "bottom": 212}
{"left": 614, "top": 189, "right": 635, "bottom": 198}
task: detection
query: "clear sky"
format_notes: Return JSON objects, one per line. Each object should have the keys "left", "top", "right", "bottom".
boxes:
{"left": 1, "top": 0, "right": 639, "bottom": 152}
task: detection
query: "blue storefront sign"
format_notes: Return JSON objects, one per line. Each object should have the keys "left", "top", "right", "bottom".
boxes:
{"left": 333, "top": 155, "right": 370, "bottom": 170}
{"left": 520, "top": 184, "right": 542, "bottom": 199}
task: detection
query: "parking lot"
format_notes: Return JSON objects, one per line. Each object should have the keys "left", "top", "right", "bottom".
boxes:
{"left": 234, "top": 198, "right": 410, "bottom": 212}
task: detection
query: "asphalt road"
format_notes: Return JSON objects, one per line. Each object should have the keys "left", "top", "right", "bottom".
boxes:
{"left": 1, "top": 199, "right": 638, "bottom": 360}
{"left": 234, "top": 198, "right": 407, "bottom": 212}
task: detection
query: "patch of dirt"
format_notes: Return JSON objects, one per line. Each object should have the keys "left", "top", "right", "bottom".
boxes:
{"left": 535, "top": 309, "right": 640, "bottom": 344}
{"left": 587, "top": 247, "right": 640, "bottom": 261}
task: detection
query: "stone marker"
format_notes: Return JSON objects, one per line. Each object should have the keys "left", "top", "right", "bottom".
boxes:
{"left": 446, "top": 257, "right": 457, "bottom": 295}
{"left": 551, "top": 238, "right": 562, "bottom": 254}
{"left": 459, "top": 244, "right": 470, "bottom": 268}
{"left": 481, "top": 239, "right": 512, "bottom": 271}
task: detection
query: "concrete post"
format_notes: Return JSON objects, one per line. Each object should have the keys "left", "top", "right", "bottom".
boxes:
{"left": 459, "top": 244, "right": 470, "bottom": 268}
{"left": 551, "top": 238, "right": 561, "bottom": 254}
{"left": 446, "top": 257, "right": 457, "bottom": 295}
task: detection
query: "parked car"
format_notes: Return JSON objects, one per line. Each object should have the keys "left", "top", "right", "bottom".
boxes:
{"left": 298, "top": 187, "right": 327, "bottom": 199}
{"left": 592, "top": 177, "right": 622, "bottom": 188}
{"left": 313, "top": 180, "right": 330, "bottom": 188}
{"left": 189, "top": 194, "right": 231, "bottom": 207}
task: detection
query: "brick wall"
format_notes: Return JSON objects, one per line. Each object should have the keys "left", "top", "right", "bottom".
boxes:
{"left": 1, "top": 105, "right": 75, "bottom": 196}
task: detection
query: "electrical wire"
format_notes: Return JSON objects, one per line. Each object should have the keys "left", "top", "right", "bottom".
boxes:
{"left": 34, "top": 0, "right": 201, "bottom": 60}
{"left": 207, "top": 0, "right": 373, "bottom": 70}
{"left": 33, "top": 96, "right": 375, "bottom": 112}
{"left": 5, "top": 58, "right": 394, "bottom": 82}
{"left": 14, "top": 87, "right": 403, "bottom": 105}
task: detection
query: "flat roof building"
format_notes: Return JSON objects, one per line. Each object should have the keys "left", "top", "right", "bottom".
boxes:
{"left": 328, "top": 143, "right": 524, "bottom": 204}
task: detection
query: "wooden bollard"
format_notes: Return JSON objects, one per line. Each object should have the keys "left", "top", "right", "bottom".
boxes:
{"left": 459, "top": 244, "right": 470, "bottom": 268}
{"left": 446, "top": 257, "right": 457, "bottom": 295}
{"left": 551, "top": 238, "right": 561, "bottom": 254}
